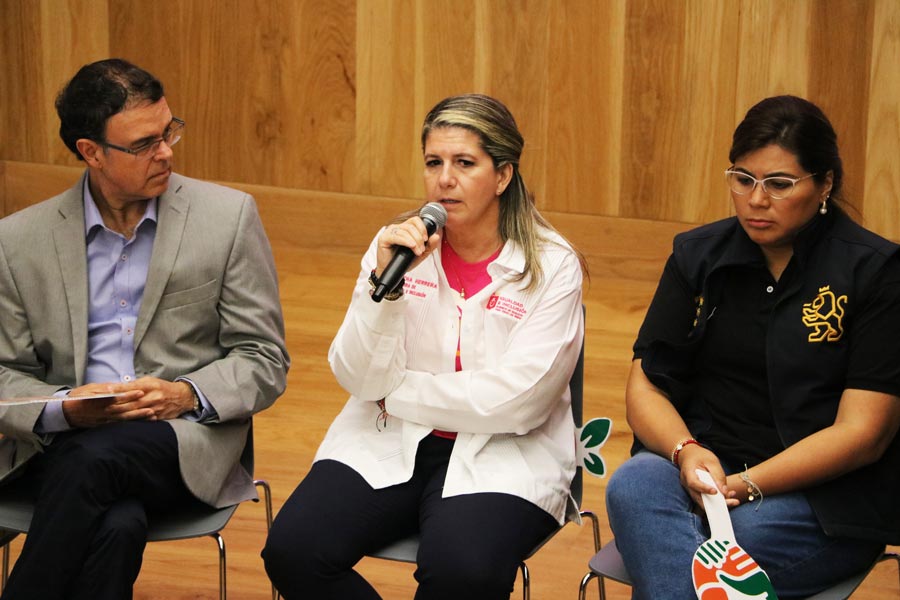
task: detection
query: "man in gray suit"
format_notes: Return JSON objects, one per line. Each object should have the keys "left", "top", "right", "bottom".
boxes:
{"left": 0, "top": 59, "right": 289, "bottom": 599}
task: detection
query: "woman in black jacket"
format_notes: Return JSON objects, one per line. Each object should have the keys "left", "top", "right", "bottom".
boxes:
{"left": 606, "top": 95, "right": 900, "bottom": 599}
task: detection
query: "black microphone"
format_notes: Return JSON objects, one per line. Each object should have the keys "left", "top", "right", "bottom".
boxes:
{"left": 372, "top": 202, "right": 448, "bottom": 302}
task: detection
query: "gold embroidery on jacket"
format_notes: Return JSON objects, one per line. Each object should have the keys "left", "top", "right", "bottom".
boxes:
{"left": 801, "top": 285, "right": 848, "bottom": 342}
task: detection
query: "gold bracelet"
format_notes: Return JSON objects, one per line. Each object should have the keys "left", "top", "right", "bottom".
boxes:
{"left": 740, "top": 464, "right": 763, "bottom": 510}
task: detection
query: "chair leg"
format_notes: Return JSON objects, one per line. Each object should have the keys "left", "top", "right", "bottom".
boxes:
{"left": 884, "top": 552, "right": 900, "bottom": 593}
{"left": 577, "top": 510, "right": 604, "bottom": 600}
{"left": 1, "top": 544, "right": 8, "bottom": 592}
{"left": 254, "top": 480, "right": 279, "bottom": 600}
{"left": 578, "top": 571, "right": 598, "bottom": 600}
{"left": 254, "top": 480, "right": 274, "bottom": 532}
{"left": 210, "top": 532, "right": 226, "bottom": 600}
{"left": 518, "top": 561, "right": 530, "bottom": 600}
{"left": 577, "top": 568, "right": 608, "bottom": 600}
{"left": 579, "top": 510, "right": 602, "bottom": 554}
{"left": 0, "top": 530, "right": 18, "bottom": 592}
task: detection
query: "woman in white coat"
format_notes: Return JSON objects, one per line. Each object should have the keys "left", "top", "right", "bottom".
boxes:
{"left": 264, "top": 94, "right": 586, "bottom": 600}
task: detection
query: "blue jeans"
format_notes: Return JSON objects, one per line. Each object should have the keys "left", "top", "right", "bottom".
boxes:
{"left": 606, "top": 452, "right": 883, "bottom": 599}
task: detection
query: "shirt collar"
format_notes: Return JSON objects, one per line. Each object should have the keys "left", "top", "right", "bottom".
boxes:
{"left": 489, "top": 239, "right": 525, "bottom": 275}
{"left": 791, "top": 208, "right": 832, "bottom": 260}
{"left": 83, "top": 178, "right": 158, "bottom": 239}
{"left": 718, "top": 210, "right": 835, "bottom": 272}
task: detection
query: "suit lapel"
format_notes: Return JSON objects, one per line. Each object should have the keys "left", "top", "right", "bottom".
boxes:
{"left": 51, "top": 175, "right": 90, "bottom": 386}
{"left": 135, "top": 177, "right": 188, "bottom": 351}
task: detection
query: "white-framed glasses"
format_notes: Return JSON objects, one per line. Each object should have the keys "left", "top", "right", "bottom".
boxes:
{"left": 98, "top": 117, "right": 185, "bottom": 160}
{"left": 724, "top": 169, "right": 816, "bottom": 200}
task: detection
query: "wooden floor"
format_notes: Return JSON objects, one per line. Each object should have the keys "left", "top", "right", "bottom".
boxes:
{"left": 0, "top": 163, "right": 897, "bottom": 597}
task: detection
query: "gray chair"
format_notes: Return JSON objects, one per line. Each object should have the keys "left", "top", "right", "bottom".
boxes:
{"left": 368, "top": 330, "right": 602, "bottom": 600}
{"left": 0, "top": 424, "right": 276, "bottom": 600}
{"left": 578, "top": 538, "right": 900, "bottom": 600}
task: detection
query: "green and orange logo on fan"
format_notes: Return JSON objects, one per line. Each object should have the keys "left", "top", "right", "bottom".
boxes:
{"left": 693, "top": 538, "right": 777, "bottom": 599}
{"left": 692, "top": 470, "right": 778, "bottom": 600}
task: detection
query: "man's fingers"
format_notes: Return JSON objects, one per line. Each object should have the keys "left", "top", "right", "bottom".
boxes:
{"left": 108, "top": 406, "right": 156, "bottom": 421}
{"left": 110, "top": 390, "right": 145, "bottom": 402}
{"left": 105, "top": 392, "right": 151, "bottom": 414}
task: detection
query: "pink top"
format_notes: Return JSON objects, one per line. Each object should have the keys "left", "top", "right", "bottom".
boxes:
{"left": 432, "top": 239, "right": 502, "bottom": 440}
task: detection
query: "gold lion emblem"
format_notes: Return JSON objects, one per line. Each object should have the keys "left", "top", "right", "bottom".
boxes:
{"left": 801, "top": 285, "right": 847, "bottom": 342}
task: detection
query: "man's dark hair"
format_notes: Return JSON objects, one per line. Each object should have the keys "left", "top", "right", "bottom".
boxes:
{"left": 55, "top": 58, "right": 164, "bottom": 161}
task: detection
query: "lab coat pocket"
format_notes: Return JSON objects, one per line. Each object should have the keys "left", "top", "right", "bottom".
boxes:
{"left": 362, "top": 431, "right": 404, "bottom": 462}
{"left": 472, "top": 435, "right": 532, "bottom": 480}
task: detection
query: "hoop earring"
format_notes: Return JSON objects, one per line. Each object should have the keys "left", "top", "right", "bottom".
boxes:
{"left": 819, "top": 195, "right": 829, "bottom": 215}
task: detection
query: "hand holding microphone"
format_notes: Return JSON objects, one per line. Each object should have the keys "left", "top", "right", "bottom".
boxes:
{"left": 372, "top": 202, "right": 448, "bottom": 302}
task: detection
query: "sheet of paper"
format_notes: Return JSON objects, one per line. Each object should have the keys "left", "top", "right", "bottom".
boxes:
{"left": 0, "top": 392, "right": 129, "bottom": 406}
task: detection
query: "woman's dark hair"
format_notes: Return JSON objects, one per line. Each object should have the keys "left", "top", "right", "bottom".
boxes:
{"left": 729, "top": 95, "right": 843, "bottom": 202}
{"left": 55, "top": 58, "right": 164, "bottom": 161}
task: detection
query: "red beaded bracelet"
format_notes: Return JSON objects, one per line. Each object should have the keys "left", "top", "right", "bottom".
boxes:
{"left": 671, "top": 438, "right": 701, "bottom": 467}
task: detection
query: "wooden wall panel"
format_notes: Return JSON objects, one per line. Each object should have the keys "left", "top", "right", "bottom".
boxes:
{"left": 863, "top": 0, "right": 900, "bottom": 235}
{"left": 356, "top": 0, "right": 418, "bottom": 197}
{"left": 1, "top": 1, "right": 47, "bottom": 163}
{"left": 734, "top": 0, "right": 812, "bottom": 105}
{"left": 109, "top": 0, "right": 357, "bottom": 191}
{"left": 620, "top": 0, "right": 740, "bottom": 223}
{"left": 39, "top": 0, "right": 110, "bottom": 165}
{"left": 678, "top": 1, "right": 741, "bottom": 224}
{"left": 418, "top": 0, "right": 478, "bottom": 105}
{"left": 1, "top": 0, "right": 899, "bottom": 239}
{"left": 480, "top": 0, "right": 553, "bottom": 206}
{"left": 809, "top": 0, "right": 873, "bottom": 214}
{"left": 544, "top": 2, "right": 625, "bottom": 216}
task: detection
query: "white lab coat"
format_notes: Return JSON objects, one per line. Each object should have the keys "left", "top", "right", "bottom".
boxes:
{"left": 317, "top": 227, "right": 584, "bottom": 524}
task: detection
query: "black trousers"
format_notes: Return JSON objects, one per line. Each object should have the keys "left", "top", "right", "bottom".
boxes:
{"left": 263, "top": 435, "right": 559, "bottom": 600}
{"left": 1, "top": 421, "right": 193, "bottom": 600}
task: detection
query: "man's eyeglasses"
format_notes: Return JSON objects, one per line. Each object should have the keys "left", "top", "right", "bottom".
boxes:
{"left": 724, "top": 169, "right": 816, "bottom": 200}
{"left": 99, "top": 118, "right": 185, "bottom": 159}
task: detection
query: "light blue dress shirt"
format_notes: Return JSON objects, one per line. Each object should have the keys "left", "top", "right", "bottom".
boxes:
{"left": 37, "top": 180, "right": 213, "bottom": 432}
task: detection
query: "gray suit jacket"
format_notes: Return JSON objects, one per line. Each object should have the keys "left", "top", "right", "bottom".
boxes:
{"left": 0, "top": 172, "right": 289, "bottom": 508}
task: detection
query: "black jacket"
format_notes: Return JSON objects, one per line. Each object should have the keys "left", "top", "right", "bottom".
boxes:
{"left": 637, "top": 210, "right": 900, "bottom": 543}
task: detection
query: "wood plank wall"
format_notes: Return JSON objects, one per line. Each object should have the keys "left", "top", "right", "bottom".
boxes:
{"left": 1, "top": 0, "right": 898, "bottom": 237}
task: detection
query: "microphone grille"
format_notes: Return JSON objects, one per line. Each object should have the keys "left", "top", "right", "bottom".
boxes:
{"left": 419, "top": 202, "right": 448, "bottom": 228}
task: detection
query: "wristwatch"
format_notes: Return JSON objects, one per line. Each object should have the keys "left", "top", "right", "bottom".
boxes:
{"left": 187, "top": 385, "right": 200, "bottom": 413}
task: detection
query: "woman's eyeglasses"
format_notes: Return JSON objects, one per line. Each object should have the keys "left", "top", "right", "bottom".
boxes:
{"left": 724, "top": 169, "right": 816, "bottom": 200}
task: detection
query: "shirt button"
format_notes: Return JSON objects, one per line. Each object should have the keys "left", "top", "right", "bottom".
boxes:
{"left": 766, "top": 285, "right": 774, "bottom": 293}
{"left": 125, "top": 328, "right": 133, "bottom": 336}
{"left": 121, "top": 254, "right": 127, "bottom": 261}
{"left": 119, "top": 299, "right": 127, "bottom": 307}
{"left": 122, "top": 374, "right": 133, "bottom": 382}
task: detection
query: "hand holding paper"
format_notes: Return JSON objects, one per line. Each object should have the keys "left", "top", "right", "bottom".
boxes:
{"left": 0, "top": 391, "right": 130, "bottom": 406}
{"left": 61, "top": 387, "right": 147, "bottom": 428}
{"left": 0, "top": 386, "right": 147, "bottom": 428}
